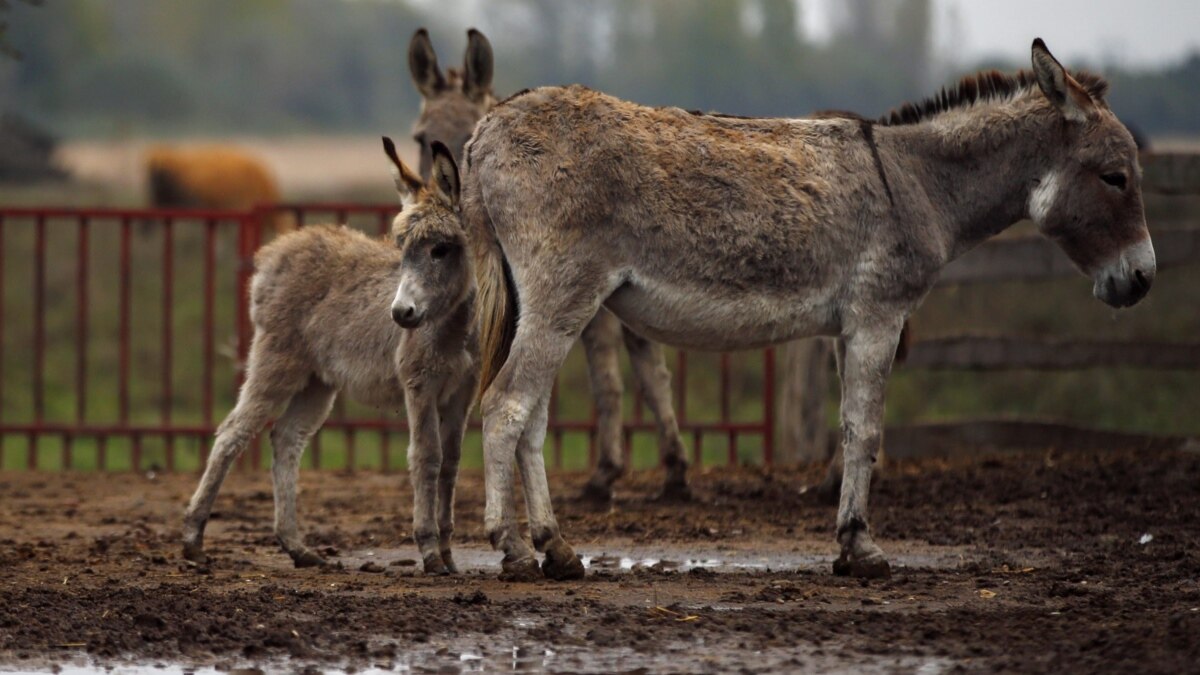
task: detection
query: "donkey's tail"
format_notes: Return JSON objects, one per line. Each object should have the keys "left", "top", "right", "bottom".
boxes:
{"left": 465, "top": 176, "right": 517, "bottom": 401}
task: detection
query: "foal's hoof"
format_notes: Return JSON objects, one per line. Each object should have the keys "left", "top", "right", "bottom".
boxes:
{"left": 499, "top": 555, "right": 543, "bottom": 582}
{"left": 440, "top": 552, "right": 459, "bottom": 575}
{"left": 576, "top": 482, "right": 614, "bottom": 507}
{"left": 181, "top": 543, "right": 207, "bottom": 565}
{"left": 542, "top": 543, "right": 586, "bottom": 581}
{"left": 656, "top": 481, "right": 692, "bottom": 503}
{"left": 290, "top": 550, "right": 327, "bottom": 569}
{"left": 423, "top": 553, "right": 450, "bottom": 576}
{"left": 832, "top": 554, "right": 891, "bottom": 580}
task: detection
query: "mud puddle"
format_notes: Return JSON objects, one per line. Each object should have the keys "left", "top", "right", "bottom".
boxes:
{"left": 337, "top": 542, "right": 977, "bottom": 576}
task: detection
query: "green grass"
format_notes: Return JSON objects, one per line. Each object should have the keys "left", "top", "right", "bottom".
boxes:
{"left": 2, "top": 184, "right": 1198, "bottom": 471}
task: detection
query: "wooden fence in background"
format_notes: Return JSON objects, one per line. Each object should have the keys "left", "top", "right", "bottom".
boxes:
{"left": 775, "top": 151, "right": 1200, "bottom": 462}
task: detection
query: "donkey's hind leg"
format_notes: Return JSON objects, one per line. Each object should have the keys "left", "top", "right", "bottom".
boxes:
{"left": 182, "top": 344, "right": 308, "bottom": 564}
{"left": 269, "top": 377, "right": 336, "bottom": 567}
{"left": 517, "top": 386, "right": 585, "bottom": 580}
{"left": 482, "top": 302, "right": 596, "bottom": 581}
{"left": 578, "top": 310, "right": 626, "bottom": 504}
{"left": 622, "top": 325, "right": 689, "bottom": 501}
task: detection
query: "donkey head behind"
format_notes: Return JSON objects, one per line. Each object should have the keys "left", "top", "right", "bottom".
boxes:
{"left": 408, "top": 28, "right": 494, "bottom": 180}
{"left": 1028, "top": 39, "right": 1154, "bottom": 308}
{"left": 382, "top": 136, "right": 469, "bottom": 329}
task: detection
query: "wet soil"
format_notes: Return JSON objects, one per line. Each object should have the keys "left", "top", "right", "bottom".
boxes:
{"left": 1, "top": 449, "right": 1199, "bottom": 673}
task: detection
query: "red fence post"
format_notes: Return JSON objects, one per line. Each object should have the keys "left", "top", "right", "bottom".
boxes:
{"left": 763, "top": 347, "right": 775, "bottom": 467}
{"left": 235, "top": 209, "right": 262, "bottom": 470}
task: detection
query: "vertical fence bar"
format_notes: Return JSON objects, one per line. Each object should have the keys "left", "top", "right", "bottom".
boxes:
{"left": 380, "top": 430, "right": 390, "bottom": 472}
{"left": 762, "top": 347, "right": 775, "bottom": 466}
{"left": 0, "top": 216, "right": 5, "bottom": 463}
{"left": 201, "top": 219, "right": 217, "bottom": 466}
{"left": 31, "top": 215, "right": 46, "bottom": 469}
{"left": 721, "top": 353, "right": 735, "bottom": 466}
{"left": 119, "top": 217, "right": 133, "bottom": 470}
{"left": 70, "top": 217, "right": 90, "bottom": 470}
{"left": 162, "top": 219, "right": 175, "bottom": 470}
{"left": 550, "top": 379, "right": 562, "bottom": 469}
{"left": 235, "top": 212, "right": 258, "bottom": 470}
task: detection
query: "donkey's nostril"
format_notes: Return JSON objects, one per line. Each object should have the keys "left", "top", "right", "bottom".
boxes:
{"left": 1134, "top": 268, "right": 1148, "bottom": 290}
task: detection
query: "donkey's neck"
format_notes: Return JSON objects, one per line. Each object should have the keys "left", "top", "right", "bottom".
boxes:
{"left": 881, "top": 99, "right": 1060, "bottom": 260}
{"left": 423, "top": 290, "right": 477, "bottom": 352}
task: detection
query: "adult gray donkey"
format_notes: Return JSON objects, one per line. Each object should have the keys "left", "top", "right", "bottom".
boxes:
{"left": 461, "top": 40, "right": 1155, "bottom": 581}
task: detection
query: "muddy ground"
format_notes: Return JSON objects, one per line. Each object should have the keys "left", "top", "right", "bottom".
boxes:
{"left": 1, "top": 448, "right": 1198, "bottom": 673}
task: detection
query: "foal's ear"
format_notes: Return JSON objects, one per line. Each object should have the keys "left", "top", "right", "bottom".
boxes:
{"left": 429, "top": 140, "right": 461, "bottom": 208}
{"left": 409, "top": 28, "right": 445, "bottom": 98}
{"left": 463, "top": 28, "right": 494, "bottom": 104}
{"left": 1031, "top": 38, "right": 1094, "bottom": 123}
{"left": 382, "top": 136, "right": 424, "bottom": 206}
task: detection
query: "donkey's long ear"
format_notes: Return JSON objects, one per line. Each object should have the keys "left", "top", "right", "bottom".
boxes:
{"left": 462, "top": 28, "right": 494, "bottom": 104}
{"left": 383, "top": 136, "right": 423, "bottom": 206}
{"left": 1031, "top": 38, "right": 1094, "bottom": 123}
{"left": 429, "top": 140, "right": 461, "bottom": 208}
{"left": 409, "top": 28, "right": 445, "bottom": 98}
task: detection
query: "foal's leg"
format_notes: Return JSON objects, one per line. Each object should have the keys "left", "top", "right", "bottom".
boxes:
{"left": 405, "top": 387, "right": 446, "bottom": 575}
{"left": 833, "top": 321, "right": 902, "bottom": 579}
{"left": 578, "top": 310, "right": 626, "bottom": 503}
{"left": 621, "top": 325, "right": 689, "bottom": 500}
{"left": 269, "top": 378, "right": 336, "bottom": 567}
{"left": 182, "top": 342, "right": 307, "bottom": 563}
{"left": 435, "top": 377, "right": 475, "bottom": 574}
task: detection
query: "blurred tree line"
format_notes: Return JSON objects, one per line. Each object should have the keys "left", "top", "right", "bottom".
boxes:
{"left": 1, "top": 0, "right": 1199, "bottom": 137}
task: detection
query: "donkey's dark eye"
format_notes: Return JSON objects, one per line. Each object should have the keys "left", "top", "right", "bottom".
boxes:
{"left": 1101, "top": 173, "right": 1127, "bottom": 190}
{"left": 430, "top": 243, "right": 453, "bottom": 260}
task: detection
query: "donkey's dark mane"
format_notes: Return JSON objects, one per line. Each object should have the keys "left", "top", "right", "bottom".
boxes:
{"left": 879, "top": 68, "right": 1109, "bottom": 126}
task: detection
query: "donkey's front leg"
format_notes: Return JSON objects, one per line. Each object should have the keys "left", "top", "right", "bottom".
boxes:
{"left": 833, "top": 321, "right": 901, "bottom": 579}
{"left": 405, "top": 391, "right": 446, "bottom": 575}
{"left": 435, "top": 377, "right": 475, "bottom": 574}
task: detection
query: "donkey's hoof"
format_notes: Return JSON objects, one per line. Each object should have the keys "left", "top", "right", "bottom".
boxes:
{"left": 576, "top": 482, "right": 614, "bottom": 506}
{"left": 423, "top": 553, "right": 450, "bottom": 576}
{"left": 542, "top": 543, "right": 586, "bottom": 581}
{"left": 181, "top": 543, "right": 207, "bottom": 565}
{"left": 440, "top": 552, "right": 459, "bottom": 575}
{"left": 832, "top": 554, "right": 891, "bottom": 580}
{"left": 656, "top": 481, "right": 692, "bottom": 503}
{"left": 290, "top": 550, "right": 327, "bottom": 569}
{"left": 499, "top": 555, "right": 543, "bottom": 582}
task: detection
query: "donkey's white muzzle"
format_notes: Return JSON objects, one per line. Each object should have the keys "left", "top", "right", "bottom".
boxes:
{"left": 1093, "top": 238, "right": 1156, "bottom": 308}
{"left": 392, "top": 279, "right": 425, "bottom": 328}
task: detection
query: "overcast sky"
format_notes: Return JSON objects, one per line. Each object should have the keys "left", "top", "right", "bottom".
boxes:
{"left": 415, "top": 0, "right": 1200, "bottom": 70}
{"left": 807, "top": 0, "right": 1200, "bottom": 69}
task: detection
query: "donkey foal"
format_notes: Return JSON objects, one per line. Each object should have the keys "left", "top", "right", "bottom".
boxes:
{"left": 182, "top": 140, "right": 477, "bottom": 575}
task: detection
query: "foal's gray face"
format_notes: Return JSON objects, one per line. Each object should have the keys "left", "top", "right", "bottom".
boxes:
{"left": 408, "top": 28, "right": 494, "bottom": 180}
{"left": 1028, "top": 39, "right": 1155, "bottom": 308}
{"left": 382, "top": 137, "right": 468, "bottom": 329}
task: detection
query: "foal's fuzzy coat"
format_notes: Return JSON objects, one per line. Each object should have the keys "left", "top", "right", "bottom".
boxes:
{"left": 182, "top": 141, "right": 477, "bottom": 574}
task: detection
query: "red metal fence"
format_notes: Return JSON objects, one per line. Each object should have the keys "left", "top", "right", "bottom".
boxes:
{"left": 0, "top": 205, "right": 774, "bottom": 472}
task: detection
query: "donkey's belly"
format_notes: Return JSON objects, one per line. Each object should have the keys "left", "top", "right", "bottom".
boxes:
{"left": 604, "top": 276, "right": 837, "bottom": 351}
